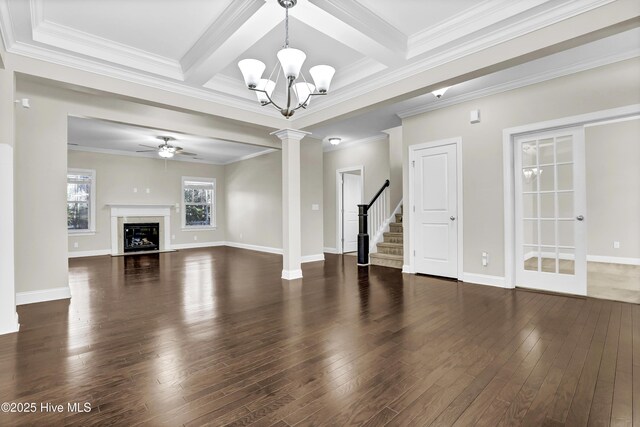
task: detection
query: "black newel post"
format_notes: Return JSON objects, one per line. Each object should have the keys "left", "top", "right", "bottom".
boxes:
{"left": 357, "top": 204, "right": 369, "bottom": 265}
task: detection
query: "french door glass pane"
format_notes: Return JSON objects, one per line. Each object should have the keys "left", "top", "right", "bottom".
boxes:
{"left": 522, "top": 194, "right": 537, "bottom": 218}
{"left": 541, "top": 246, "right": 557, "bottom": 273}
{"left": 558, "top": 220, "right": 574, "bottom": 247}
{"left": 558, "top": 192, "right": 573, "bottom": 218}
{"left": 557, "top": 164, "right": 573, "bottom": 190}
{"left": 523, "top": 220, "right": 538, "bottom": 245}
{"left": 540, "top": 220, "right": 555, "bottom": 246}
{"left": 539, "top": 165, "right": 555, "bottom": 191}
{"left": 560, "top": 248, "right": 575, "bottom": 275}
{"left": 539, "top": 139, "right": 555, "bottom": 164}
{"left": 524, "top": 246, "right": 539, "bottom": 271}
{"left": 540, "top": 193, "right": 554, "bottom": 219}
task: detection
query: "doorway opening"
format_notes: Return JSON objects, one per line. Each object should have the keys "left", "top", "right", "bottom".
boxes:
{"left": 336, "top": 166, "right": 363, "bottom": 254}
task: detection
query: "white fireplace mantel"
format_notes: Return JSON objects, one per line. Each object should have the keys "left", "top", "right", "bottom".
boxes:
{"left": 108, "top": 204, "right": 174, "bottom": 255}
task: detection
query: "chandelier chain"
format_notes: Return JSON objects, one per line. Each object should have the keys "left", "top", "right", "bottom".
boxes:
{"left": 285, "top": 6, "right": 289, "bottom": 48}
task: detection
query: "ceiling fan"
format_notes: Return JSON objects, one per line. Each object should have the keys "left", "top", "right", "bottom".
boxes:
{"left": 137, "top": 136, "right": 199, "bottom": 159}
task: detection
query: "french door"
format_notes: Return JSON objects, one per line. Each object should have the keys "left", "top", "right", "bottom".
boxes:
{"left": 514, "top": 127, "right": 587, "bottom": 295}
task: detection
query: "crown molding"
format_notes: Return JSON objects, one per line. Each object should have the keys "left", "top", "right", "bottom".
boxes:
{"left": 397, "top": 48, "right": 640, "bottom": 119}
{"left": 181, "top": 0, "right": 264, "bottom": 76}
{"left": 30, "top": 0, "right": 184, "bottom": 80}
{"left": 223, "top": 148, "right": 278, "bottom": 165}
{"left": 308, "top": 0, "right": 406, "bottom": 56}
{"left": 322, "top": 134, "right": 387, "bottom": 153}
{"left": 292, "top": 0, "right": 617, "bottom": 122}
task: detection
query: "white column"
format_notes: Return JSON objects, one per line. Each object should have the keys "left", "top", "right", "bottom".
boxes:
{"left": 0, "top": 69, "right": 19, "bottom": 334}
{"left": 271, "top": 129, "right": 310, "bottom": 280}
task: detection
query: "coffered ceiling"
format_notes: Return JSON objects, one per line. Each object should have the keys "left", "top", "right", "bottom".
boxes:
{"left": 0, "top": 0, "right": 626, "bottom": 127}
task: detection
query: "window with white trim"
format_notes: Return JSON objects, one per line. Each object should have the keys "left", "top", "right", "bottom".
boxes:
{"left": 67, "top": 169, "right": 96, "bottom": 233}
{"left": 182, "top": 177, "right": 216, "bottom": 228}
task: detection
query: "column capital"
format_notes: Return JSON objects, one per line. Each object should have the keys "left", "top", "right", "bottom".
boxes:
{"left": 270, "top": 128, "right": 311, "bottom": 142}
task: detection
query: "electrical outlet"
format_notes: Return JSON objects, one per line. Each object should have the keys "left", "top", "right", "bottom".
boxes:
{"left": 614, "top": 241, "right": 620, "bottom": 249}
{"left": 194, "top": 235, "right": 198, "bottom": 241}
{"left": 482, "top": 252, "right": 489, "bottom": 267}
{"left": 73, "top": 242, "right": 79, "bottom": 248}
{"left": 311, "top": 204, "right": 320, "bottom": 211}
{"left": 145, "top": 188, "right": 150, "bottom": 194}
{"left": 133, "top": 187, "right": 138, "bottom": 193}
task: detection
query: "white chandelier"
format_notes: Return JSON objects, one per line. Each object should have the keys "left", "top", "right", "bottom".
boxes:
{"left": 238, "top": 0, "right": 335, "bottom": 119}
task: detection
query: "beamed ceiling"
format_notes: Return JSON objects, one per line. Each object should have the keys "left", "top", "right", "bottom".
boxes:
{"left": 0, "top": 0, "right": 635, "bottom": 130}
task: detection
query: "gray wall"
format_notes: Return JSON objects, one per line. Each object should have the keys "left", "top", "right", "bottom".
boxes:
{"left": 322, "top": 137, "right": 390, "bottom": 250}
{"left": 586, "top": 118, "right": 640, "bottom": 260}
{"left": 224, "top": 140, "right": 324, "bottom": 257}
{"left": 402, "top": 58, "right": 640, "bottom": 277}
{"left": 386, "top": 126, "right": 403, "bottom": 210}
{"left": 67, "top": 151, "right": 226, "bottom": 253}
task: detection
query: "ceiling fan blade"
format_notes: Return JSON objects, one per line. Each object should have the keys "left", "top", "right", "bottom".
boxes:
{"left": 176, "top": 151, "right": 197, "bottom": 156}
{"left": 139, "top": 144, "right": 159, "bottom": 149}
{"left": 136, "top": 150, "right": 157, "bottom": 153}
{"left": 67, "top": 142, "right": 79, "bottom": 146}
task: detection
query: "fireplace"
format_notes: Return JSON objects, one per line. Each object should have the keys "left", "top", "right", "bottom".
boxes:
{"left": 123, "top": 223, "right": 160, "bottom": 253}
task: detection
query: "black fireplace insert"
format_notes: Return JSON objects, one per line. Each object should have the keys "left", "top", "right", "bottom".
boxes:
{"left": 123, "top": 223, "right": 160, "bottom": 253}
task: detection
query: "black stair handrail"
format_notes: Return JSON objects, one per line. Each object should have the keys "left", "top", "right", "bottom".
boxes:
{"left": 357, "top": 179, "right": 390, "bottom": 266}
{"left": 365, "top": 179, "right": 390, "bottom": 212}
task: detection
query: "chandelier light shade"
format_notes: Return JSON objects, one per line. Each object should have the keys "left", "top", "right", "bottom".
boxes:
{"left": 237, "top": 0, "right": 335, "bottom": 118}
{"left": 309, "top": 65, "right": 335, "bottom": 93}
{"left": 277, "top": 48, "right": 306, "bottom": 79}
{"left": 293, "top": 82, "right": 315, "bottom": 107}
{"left": 255, "top": 79, "right": 276, "bottom": 105}
{"left": 238, "top": 59, "right": 265, "bottom": 88}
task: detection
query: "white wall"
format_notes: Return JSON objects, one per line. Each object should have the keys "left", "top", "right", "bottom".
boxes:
{"left": 323, "top": 137, "right": 390, "bottom": 250}
{"left": 402, "top": 58, "right": 640, "bottom": 278}
{"left": 224, "top": 140, "right": 324, "bottom": 257}
{"left": 586, "top": 118, "right": 640, "bottom": 260}
{"left": 385, "top": 127, "right": 403, "bottom": 210}
{"left": 67, "top": 151, "right": 226, "bottom": 253}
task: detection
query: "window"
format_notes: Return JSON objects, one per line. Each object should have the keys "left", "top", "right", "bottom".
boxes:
{"left": 67, "top": 169, "right": 96, "bottom": 233}
{"left": 182, "top": 177, "right": 215, "bottom": 229}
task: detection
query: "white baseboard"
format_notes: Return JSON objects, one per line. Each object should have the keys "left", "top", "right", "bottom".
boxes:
{"left": 323, "top": 247, "right": 339, "bottom": 254}
{"left": 68, "top": 249, "right": 111, "bottom": 258}
{"left": 171, "top": 241, "right": 225, "bottom": 250}
{"left": 0, "top": 312, "right": 20, "bottom": 335}
{"left": 16, "top": 287, "right": 72, "bottom": 306}
{"left": 282, "top": 269, "right": 303, "bottom": 280}
{"left": 587, "top": 255, "right": 640, "bottom": 266}
{"left": 462, "top": 273, "right": 507, "bottom": 288}
{"left": 402, "top": 264, "right": 414, "bottom": 274}
{"left": 225, "top": 241, "right": 283, "bottom": 255}
{"left": 302, "top": 254, "right": 325, "bottom": 263}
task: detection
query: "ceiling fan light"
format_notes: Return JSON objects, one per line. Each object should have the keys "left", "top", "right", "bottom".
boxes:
{"left": 292, "top": 82, "right": 315, "bottom": 107}
{"left": 238, "top": 59, "right": 266, "bottom": 88}
{"left": 277, "top": 48, "right": 306, "bottom": 79}
{"left": 309, "top": 65, "right": 335, "bottom": 93}
{"left": 158, "top": 146, "right": 175, "bottom": 158}
{"left": 255, "top": 79, "right": 276, "bottom": 105}
{"left": 328, "top": 138, "right": 341, "bottom": 146}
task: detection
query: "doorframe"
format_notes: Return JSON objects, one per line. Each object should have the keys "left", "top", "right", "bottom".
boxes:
{"left": 408, "top": 137, "right": 463, "bottom": 279}
{"left": 336, "top": 165, "right": 364, "bottom": 254}
{"left": 502, "top": 104, "right": 640, "bottom": 289}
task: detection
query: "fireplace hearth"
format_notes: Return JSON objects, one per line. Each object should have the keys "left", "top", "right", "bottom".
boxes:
{"left": 123, "top": 223, "right": 160, "bottom": 253}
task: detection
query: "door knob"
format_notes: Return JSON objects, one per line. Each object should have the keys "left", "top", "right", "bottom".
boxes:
{"left": 450, "top": 216, "right": 456, "bottom": 221}
{"left": 576, "top": 215, "right": 584, "bottom": 221}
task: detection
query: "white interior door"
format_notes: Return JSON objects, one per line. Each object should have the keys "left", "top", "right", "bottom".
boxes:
{"left": 342, "top": 173, "right": 362, "bottom": 253}
{"left": 515, "top": 127, "right": 587, "bottom": 295}
{"left": 413, "top": 144, "right": 458, "bottom": 278}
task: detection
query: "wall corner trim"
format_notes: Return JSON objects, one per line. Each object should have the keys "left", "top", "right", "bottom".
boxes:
{"left": 462, "top": 273, "right": 507, "bottom": 288}
{"left": 281, "top": 269, "right": 303, "bottom": 280}
{"left": 16, "top": 287, "right": 72, "bottom": 306}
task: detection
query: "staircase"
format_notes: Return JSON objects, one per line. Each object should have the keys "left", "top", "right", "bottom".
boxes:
{"left": 370, "top": 206, "right": 403, "bottom": 269}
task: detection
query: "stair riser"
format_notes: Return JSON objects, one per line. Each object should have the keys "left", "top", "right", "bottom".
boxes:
{"left": 370, "top": 257, "right": 403, "bottom": 269}
{"left": 378, "top": 246, "right": 403, "bottom": 256}
{"left": 389, "top": 224, "right": 402, "bottom": 233}
{"left": 384, "top": 236, "right": 403, "bottom": 244}
{"left": 395, "top": 214, "right": 403, "bottom": 223}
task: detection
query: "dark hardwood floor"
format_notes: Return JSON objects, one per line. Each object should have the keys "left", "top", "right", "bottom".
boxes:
{"left": 0, "top": 247, "right": 638, "bottom": 426}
